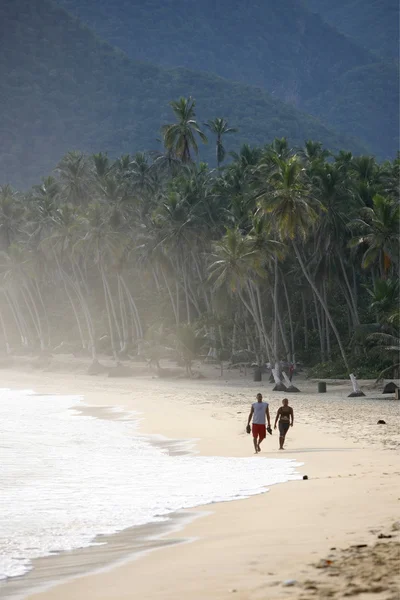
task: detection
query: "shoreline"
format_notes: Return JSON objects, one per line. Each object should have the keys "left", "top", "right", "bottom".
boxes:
{"left": 0, "top": 364, "right": 399, "bottom": 599}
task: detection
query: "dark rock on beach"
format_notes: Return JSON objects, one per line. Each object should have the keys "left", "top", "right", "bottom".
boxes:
{"left": 383, "top": 382, "right": 398, "bottom": 394}
{"left": 272, "top": 382, "right": 287, "bottom": 392}
{"left": 87, "top": 360, "right": 108, "bottom": 375}
{"left": 286, "top": 385, "right": 300, "bottom": 393}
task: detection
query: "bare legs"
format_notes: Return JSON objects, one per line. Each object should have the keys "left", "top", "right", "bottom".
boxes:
{"left": 253, "top": 436, "right": 264, "bottom": 453}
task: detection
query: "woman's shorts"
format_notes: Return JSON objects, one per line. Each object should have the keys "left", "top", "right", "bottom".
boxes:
{"left": 279, "top": 421, "right": 290, "bottom": 436}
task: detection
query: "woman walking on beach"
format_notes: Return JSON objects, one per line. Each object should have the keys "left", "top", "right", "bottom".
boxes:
{"left": 274, "top": 398, "right": 293, "bottom": 450}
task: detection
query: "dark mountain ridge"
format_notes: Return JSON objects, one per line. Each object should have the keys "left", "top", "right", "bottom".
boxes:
{"left": 0, "top": 0, "right": 367, "bottom": 188}
{"left": 305, "top": 0, "right": 399, "bottom": 60}
{"left": 58, "top": 0, "right": 399, "bottom": 158}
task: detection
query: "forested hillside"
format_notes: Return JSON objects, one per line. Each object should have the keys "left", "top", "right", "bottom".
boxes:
{"left": 306, "top": 0, "right": 399, "bottom": 60}
{"left": 0, "top": 0, "right": 366, "bottom": 188}
{"left": 58, "top": 0, "right": 399, "bottom": 158}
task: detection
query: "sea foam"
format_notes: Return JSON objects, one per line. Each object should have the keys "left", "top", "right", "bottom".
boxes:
{"left": 0, "top": 388, "right": 301, "bottom": 580}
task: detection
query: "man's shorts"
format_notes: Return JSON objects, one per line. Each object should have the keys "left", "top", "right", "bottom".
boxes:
{"left": 279, "top": 421, "right": 290, "bottom": 436}
{"left": 252, "top": 423, "right": 266, "bottom": 440}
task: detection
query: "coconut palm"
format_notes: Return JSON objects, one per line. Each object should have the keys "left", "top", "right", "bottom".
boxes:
{"left": 259, "top": 155, "right": 350, "bottom": 371}
{"left": 367, "top": 278, "right": 399, "bottom": 325}
{"left": 350, "top": 194, "right": 400, "bottom": 278}
{"left": 208, "top": 228, "right": 272, "bottom": 362}
{"left": 56, "top": 151, "right": 94, "bottom": 205}
{"left": 0, "top": 185, "right": 24, "bottom": 250}
{"left": 368, "top": 330, "right": 400, "bottom": 379}
{"left": 204, "top": 118, "right": 237, "bottom": 167}
{"left": 161, "top": 97, "right": 207, "bottom": 163}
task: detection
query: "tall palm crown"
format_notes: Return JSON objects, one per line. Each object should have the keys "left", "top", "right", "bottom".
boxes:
{"left": 259, "top": 155, "right": 318, "bottom": 240}
{"left": 204, "top": 118, "right": 237, "bottom": 167}
{"left": 161, "top": 97, "right": 207, "bottom": 163}
{"left": 350, "top": 194, "right": 399, "bottom": 276}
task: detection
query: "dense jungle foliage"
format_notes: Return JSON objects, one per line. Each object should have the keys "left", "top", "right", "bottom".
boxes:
{"left": 0, "top": 97, "right": 399, "bottom": 379}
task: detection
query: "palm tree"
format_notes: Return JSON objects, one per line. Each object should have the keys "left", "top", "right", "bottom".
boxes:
{"left": 161, "top": 97, "right": 207, "bottom": 163}
{"left": 204, "top": 118, "right": 237, "bottom": 167}
{"left": 0, "top": 185, "right": 24, "bottom": 250}
{"left": 313, "top": 163, "right": 360, "bottom": 326}
{"left": 368, "top": 330, "right": 400, "bottom": 379}
{"left": 208, "top": 228, "right": 272, "bottom": 363}
{"left": 367, "top": 278, "right": 399, "bottom": 325}
{"left": 350, "top": 194, "right": 399, "bottom": 278}
{"left": 300, "top": 140, "right": 330, "bottom": 165}
{"left": 259, "top": 155, "right": 350, "bottom": 371}
{"left": 56, "top": 151, "right": 94, "bottom": 205}
{"left": 92, "top": 152, "right": 110, "bottom": 179}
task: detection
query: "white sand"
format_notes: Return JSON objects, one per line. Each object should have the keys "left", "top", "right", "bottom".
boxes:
{"left": 1, "top": 361, "right": 399, "bottom": 600}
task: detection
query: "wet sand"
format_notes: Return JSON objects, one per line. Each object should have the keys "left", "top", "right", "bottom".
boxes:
{"left": 0, "top": 359, "right": 399, "bottom": 599}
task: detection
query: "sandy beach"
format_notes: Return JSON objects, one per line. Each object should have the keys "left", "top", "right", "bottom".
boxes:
{"left": 1, "top": 358, "right": 399, "bottom": 600}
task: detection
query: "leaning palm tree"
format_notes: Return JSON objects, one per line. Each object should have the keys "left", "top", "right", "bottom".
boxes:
{"left": 204, "top": 118, "right": 237, "bottom": 168}
{"left": 161, "top": 97, "right": 207, "bottom": 163}
{"left": 259, "top": 155, "right": 350, "bottom": 371}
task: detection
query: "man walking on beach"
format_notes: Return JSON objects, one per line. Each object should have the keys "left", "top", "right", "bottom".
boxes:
{"left": 274, "top": 398, "right": 294, "bottom": 450}
{"left": 247, "top": 393, "right": 271, "bottom": 453}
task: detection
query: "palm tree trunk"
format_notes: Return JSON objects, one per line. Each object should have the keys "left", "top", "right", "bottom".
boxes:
{"left": 103, "top": 273, "right": 123, "bottom": 351}
{"left": 70, "top": 263, "right": 97, "bottom": 360}
{"left": 282, "top": 274, "right": 295, "bottom": 363}
{"left": 231, "top": 318, "right": 237, "bottom": 358}
{"left": 323, "top": 280, "right": 331, "bottom": 361}
{"left": 237, "top": 288, "right": 263, "bottom": 362}
{"left": 273, "top": 256, "right": 279, "bottom": 362}
{"left": 275, "top": 295, "right": 290, "bottom": 361}
{"left": 293, "top": 241, "right": 349, "bottom": 371}
{"left": 117, "top": 275, "right": 128, "bottom": 352}
{"left": 4, "top": 290, "right": 25, "bottom": 346}
{"left": 0, "top": 305, "right": 11, "bottom": 354}
{"left": 20, "top": 285, "right": 43, "bottom": 350}
{"left": 175, "top": 280, "right": 180, "bottom": 324}
{"left": 24, "top": 283, "right": 45, "bottom": 350}
{"left": 13, "top": 291, "right": 32, "bottom": 347}
{"left": 120, "top": 276, "right": 143, "bottom": 339}
{"left": 191, "top": 250, "right": 212, "bottom": 311}
{"left": 339, "top": 255, "right": 359, "bottom": 325}
{"left": 243, "top": 283, "right": 273, "bottom": 363}
{"left": 340, "top": 282, "right": 358, "bottom": 329}
{"left": 302, "top": 292, "right": 308, "bottom": 351}
{"left": 34, "top": 279, "right": 51, "bottom": 348}
{"left": 100, "top": 264, "right": 118, "bottom": 361}
{"left": 182, "top": 266, "right": 191, "bottom": 324}
{"left": 161, "top": 266, "right": 178, "bottom": 324}
{"left": 313, "top": 289, "right": 325, "bottom": 361}
{"left": 53, "top": 250, "right": 86, "bottom": 349}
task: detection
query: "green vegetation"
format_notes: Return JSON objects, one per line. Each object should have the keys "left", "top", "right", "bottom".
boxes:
{"left": 1, "top": 0, "right": 368, "bottom": 189}
{"left": 305, "top": 0, "right": 399, "bottom": 60}
{"left": 0, "top": 97, "right": 398, "bottom": 380}
{"left": 58, "top": 0, "right": 399, "bottom": 158}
